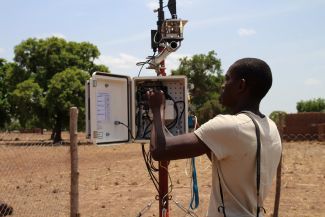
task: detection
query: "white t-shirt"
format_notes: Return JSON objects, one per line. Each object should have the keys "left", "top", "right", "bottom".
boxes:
{"left": 194, "top": 112, "right": 282, "bottom": 217}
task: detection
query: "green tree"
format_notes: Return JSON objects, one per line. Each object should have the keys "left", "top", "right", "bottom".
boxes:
{"left": 296, "top": 98, "right": 325, "bottom": 112}
{"left": 3, "top": 62, "right": 30, "bottom": 93}
{"left": 0, "top": 59, "right": 11, "bottom": 128}
{"left": 14, "top": 37, "right": 109, "bottom": 89}
{"left": 269, "top": 111, "right": 287, "bottom": 126}
{"left": 171, "top": 50, "right": 225, "bottom": 123}
{"left": 45, "top": 68, "right": 90, "bottom": 142}
{"left": 9, "top": 79, "right": 43, "bottom": 128}
{"left": 11, "top": 37, "right": 109, "bottom": 142}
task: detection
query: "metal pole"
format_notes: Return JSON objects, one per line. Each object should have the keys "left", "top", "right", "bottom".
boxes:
{"left": 156, "top": 1, "right": 168, "bottom": 215}
{"left": 70, "top": 107, "right": 80, "bottom": 217}
{"left": 159, "top": 160, "right": 169, "bottom": 217}
{"left": 157, "top": 0, "right": 166, "bottom": 77}
{"left": 158, "top": 46, "right": 169, "bottom": 217}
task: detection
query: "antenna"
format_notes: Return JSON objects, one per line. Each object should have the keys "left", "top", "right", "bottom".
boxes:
{"left": 168, "top": 0, "right": 177, "bottom": 18}
{"left": 148, "top": 0, "right": 187, "bottom": 75}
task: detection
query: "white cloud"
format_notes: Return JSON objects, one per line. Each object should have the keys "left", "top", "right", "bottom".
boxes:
{"left": 146, "top": 0, "right": 158, "bottom": 11}
{"left": 104, "top": 32, "right": 148, "bottom": 46}
{"left": 0, "top": 48, "right": 5, "bottom": 55}
{"left": 50, "top": 33, "right": 66, "bottom": 39}
{"left": 96, "top": 53, "right": 142, "bottom": 70}
{"left": 238, "top": 28, "right": 256, "bottom": 37}
{"left": 178, "top": 0, "right": 193, "bottom": 7}
{"left": 165, "top": 52, "right": 189, "bottom": 73}
{"left": 95, "top": 52, "right": 192, "bottom": 77}
{"left": 304, "top": 78, "right": 322, "bottom": 86}
{"left": 35, "top": 33, "right": 67, "bottom": 39}
{"left": 146, "top": 0, "right": 192, "bottom": 12}
{"left": 190, "top": 16, "right": 234, "bottom": 29}
{"left": 190, "top": 9, "right": 294, "bottom": 30}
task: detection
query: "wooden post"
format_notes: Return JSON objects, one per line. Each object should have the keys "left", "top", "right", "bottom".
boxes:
{"left": 70, "top": 107, "right": 80, "bottom": 217}
{"left": 273, "top": 113, "right": 285, "bottom": 217}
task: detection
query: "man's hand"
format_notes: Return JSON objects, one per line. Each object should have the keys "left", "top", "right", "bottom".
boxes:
{"left": 146, "top": 90, "right": 166, "bottom": 159}
{"left": 147, "top": 90, "right": 165, "bottom": 112}
{"left": 147, "top": 90, "right": 209, "bottom": 161}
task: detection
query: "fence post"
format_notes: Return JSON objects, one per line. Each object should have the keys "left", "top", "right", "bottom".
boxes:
{"left": 273, "top": 113, "right": 285, "bottom": 217}
{"left": 70, "top": 107, "right": 80, "bottom": 217}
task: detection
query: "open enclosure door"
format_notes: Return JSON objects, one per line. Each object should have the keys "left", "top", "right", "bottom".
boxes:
{"left": 87, "top": 72, "right": 131, "bottom": 145}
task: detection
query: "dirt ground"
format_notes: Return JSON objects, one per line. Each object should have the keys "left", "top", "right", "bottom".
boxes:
{"left": 0, "top": 132, "right": 324, "bottom": 217}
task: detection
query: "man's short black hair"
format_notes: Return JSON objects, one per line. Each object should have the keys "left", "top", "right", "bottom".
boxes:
{"left": 229, "top": 58, "right": 272, "bottom": 100}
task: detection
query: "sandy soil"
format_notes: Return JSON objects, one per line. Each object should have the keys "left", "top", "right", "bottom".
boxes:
{"left": 0, "top": 132, "right": 324, "bottom": 216}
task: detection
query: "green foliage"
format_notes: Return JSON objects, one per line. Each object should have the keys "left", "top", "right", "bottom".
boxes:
{"left": 0, "top": 58, "right": 5, "bottom": 67}
{"left": 5, "top": 119, "right": 21, "bottom": 131}
{"left": 14, "top": 37, "right": 109, "bottom": 89}
{"left": 296, "top": 98, "right": 325, "bottom": 112}
{"left": 197, "top": 92, "right": 225, "bottom": 122}
{"left": 9, "top": 79, "right": 43, "bottom": 128}
{"left": 0, "top": 96, "right": 10, "bottom": 129}
{"left": 92, "top": 64, "right": 109, "bottom": 72}
{"left": 3, "top": 62, "right": 30, "bottom": 92}
{"left": 171, "top": 50, "right": 225, "bottom": 123}
{"left": 269, "top": 111, "right": 287, "bottom": 126}
{"left": 45, "top": 68, "right": 90, "bottom": 131}
{"left": 0, "top": 37, "right": 110, "bottom": 140}
{"left": 0, "top": 59, "right": 11, "bottom": 128}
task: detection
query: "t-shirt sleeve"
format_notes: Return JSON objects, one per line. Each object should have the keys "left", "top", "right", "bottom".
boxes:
{"left": 194, "top": 115, "right": 237, "bottom": 160}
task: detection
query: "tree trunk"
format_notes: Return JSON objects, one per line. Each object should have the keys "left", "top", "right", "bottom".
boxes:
{"left": 52, "top": 113, "right": 63, "bottom": 143}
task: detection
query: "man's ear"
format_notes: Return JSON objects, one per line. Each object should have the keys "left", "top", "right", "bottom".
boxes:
{"left": 238, "top": 78, "right": 247, "bottom": 92}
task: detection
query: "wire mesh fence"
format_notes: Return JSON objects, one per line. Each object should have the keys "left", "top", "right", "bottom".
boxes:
{"left": 0, "top": 129, "right": 213, "bottom": 216}
{"left": 0, "top": 116, "right": 324, "bottom": 216}
{"left": 0, "top": 132, "right": 71, "bottom": 217}
{"left": 283, "top": 133, "right": 325, "bottom": 141}
{"left": 76, "top": 143, "right": 213, "bottom": 216}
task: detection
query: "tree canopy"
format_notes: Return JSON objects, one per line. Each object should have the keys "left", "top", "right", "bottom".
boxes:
{"left": 14, "top": 37, "right": 108, "bottom": 89}
{"left": 1, "top": 37, "right": 109, "bottom": 142}
{"left": 171, "top": 50, "right": 226, "bottom": 123}
{"left": 10, "top": 78, "right": 43, "bottom": 128}
{"left": 0, "top": 59, "right": 11, "bottom": 128}
{"left": 269, "top": 111, "right": 287, "bottom": 126}
{"left": 296, "top": 98, "right": 325, "bottom": 112}
{"left": 45, "top": 68, "right": 90, "bottom": 140}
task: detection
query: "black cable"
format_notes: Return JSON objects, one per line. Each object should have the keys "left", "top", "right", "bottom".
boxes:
{"left": 141, "top": 144, "right": 160, "bottom": 193}
{"left": 164, "top": 93, "right": 179, "bottom": 130}
{"left": 142, "top": 119, "right": 153, "bottom": 139}
{"left": 136, "top": 62, "right": 148, "bottom": 77}
{"left": 136, "top": 107, "right": 143, "bottom": 139}
{"left": 136, "top": 51, "right": 156, "bottom": 77}
{"left": 135, "top": 83, "right": 185, "bottom": 138}
{"left": 114, "top": 121, "right": 134, "bottom": 140}
{"left": 175, "top": 100, "right": 185, "bottom": 126}
{"left": 141, "top": 110, "right": 151, "bottom": 137}
{"left": 141, "top": 144, "right": 174, "bottom": 204}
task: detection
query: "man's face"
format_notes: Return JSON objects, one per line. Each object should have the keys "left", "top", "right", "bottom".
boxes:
{"left": 219, "top": 69, "right": 240, "bottom": 108}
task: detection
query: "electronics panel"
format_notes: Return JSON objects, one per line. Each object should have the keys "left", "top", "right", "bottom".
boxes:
{"left": 87, "top": 73, "right": 131, "bottom": 145}
{"left": 86, "top": 73, "right": 188, "bottom": 145}
{"left": 132, "top": 76, "right": 188, "bottom": 142}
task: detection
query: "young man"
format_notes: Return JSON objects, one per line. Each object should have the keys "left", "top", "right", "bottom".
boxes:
{"left": 147, "top": 58, "right": 282, "bottom": 217}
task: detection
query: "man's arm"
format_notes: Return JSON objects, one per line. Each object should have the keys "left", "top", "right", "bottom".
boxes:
{"left": 148, "top": 90, "right": 210, "bottom": 161}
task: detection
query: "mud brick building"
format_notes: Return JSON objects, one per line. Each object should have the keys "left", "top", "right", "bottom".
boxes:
{"left": 283, "top": 112, "right": 325, "bottom": 141}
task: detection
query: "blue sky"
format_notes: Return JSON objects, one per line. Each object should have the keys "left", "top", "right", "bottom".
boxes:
{"left": 1, "top": 0, "right": 324, "bottom": 115}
